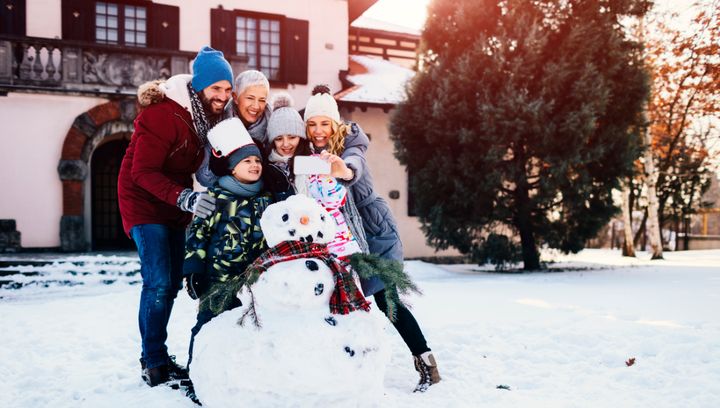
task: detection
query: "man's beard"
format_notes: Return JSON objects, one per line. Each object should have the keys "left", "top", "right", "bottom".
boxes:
{"left": 199, "top": 92, "right": 227, "bottom": 122}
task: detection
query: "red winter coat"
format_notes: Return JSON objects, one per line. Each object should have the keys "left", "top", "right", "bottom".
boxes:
{"left": 118, "top": 98, "right": 204, "bottom": 235}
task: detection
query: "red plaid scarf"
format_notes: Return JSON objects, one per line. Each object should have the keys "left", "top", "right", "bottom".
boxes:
{"left": 244, "top": 241, "right": 371, "bottom": 315}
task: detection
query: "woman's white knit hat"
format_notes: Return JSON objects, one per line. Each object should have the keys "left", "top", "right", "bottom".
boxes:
{"left": 303, "top": 85, "right": 340, "bottom": 123}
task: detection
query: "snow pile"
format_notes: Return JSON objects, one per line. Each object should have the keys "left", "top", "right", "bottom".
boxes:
{"left": 1, "top": 248, "right": 719, "bottom": 407}
{"left": 0, "top": 254, "right": 140, "bottom": 299}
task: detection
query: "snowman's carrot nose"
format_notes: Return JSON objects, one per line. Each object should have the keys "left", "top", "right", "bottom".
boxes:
{"left": 300, "top": 215, "right": 310, "bottom": 225}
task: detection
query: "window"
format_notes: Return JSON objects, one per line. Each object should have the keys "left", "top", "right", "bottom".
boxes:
{"left": 95, "top": 1, "right": 147, "bottom": 47}
{"left": 0, "top": 0, "right": 26, "bottom": 37}
{"left": 123, "top": 5, "right": 147, "bottom": 47}
{"left": 62, "top": 0, "right": 179, "bottom": 50}
{"left": 211, "top": 7, "right": 308, "bottom": 85}
{"left": 236, "top": 16, "right": 281, "bottom": 80}
{"left": 95, "top": 2, "right": 118, "bottom": 44}
{"left": 407, "top": 169, "right": 418, "bottom": 217}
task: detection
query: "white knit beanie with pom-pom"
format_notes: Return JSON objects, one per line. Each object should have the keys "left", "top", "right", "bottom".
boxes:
{"left": 303, "top": 84, "right": 340, "bottom": 123}
{"left": 267, "top": 92, "right": 306, "bottom": 144}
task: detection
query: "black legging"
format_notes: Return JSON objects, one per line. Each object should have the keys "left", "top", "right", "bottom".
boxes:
{"left": 373, "top": 289, "right": 430, "bottom": 356}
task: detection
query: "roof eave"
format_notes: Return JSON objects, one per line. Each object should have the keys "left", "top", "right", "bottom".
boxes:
{"left": 348, "top": 0, "right": 380, "bottom": 23}
{"left": 337, "top": 100, "right": 397, "bottom": 113}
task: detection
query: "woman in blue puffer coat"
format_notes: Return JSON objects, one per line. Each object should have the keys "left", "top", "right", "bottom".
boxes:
{"left": 302, "top": 85, "right": 441, "bottom": 393}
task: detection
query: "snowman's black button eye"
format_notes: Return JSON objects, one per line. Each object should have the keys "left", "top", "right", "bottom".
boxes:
{"left": 282, "top": 213, "right": 289, "bottom": 222}
{"left": 305, "top": 260, "right": 319, "bottom": 271}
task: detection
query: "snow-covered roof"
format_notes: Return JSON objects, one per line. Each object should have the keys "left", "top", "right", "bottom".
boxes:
{"left": 336, "top": 55, "right": 415, "bottom": 105}
{"left": 351, "top": 15, "right": 421, "bottom": 36}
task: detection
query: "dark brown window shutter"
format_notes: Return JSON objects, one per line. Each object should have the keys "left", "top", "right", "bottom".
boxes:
{"left": 210, "top": 7, "right": 236, "bottom": 57}
{"left": 0, "top": 0, "right": 26, "bottom": 36}
{"left": 148, "top": 3, "right": 179, "bottom": 50}
{"left": 282, "top": 18, "right": 309, "bottom": 85}
{"left": 62, "top": 0, "right": 93, "bottom": 42}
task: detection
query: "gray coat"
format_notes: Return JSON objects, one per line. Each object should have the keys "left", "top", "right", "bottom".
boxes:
{"left": 195, "top": 144, "right": 218, "bottom": 188}
{"left": 195, "top": 103, "right": 272, "bottom": 187}
{"left": 341, "top": 122, "right": 403, "bottom": 296}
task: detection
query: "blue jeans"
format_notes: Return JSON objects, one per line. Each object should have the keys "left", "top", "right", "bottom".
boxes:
{"left": 130, "top": 224, "right": 185, "bottom": 369}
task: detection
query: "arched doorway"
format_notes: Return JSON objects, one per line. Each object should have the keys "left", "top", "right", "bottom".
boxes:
{"left": 91, "top": 138, "right": 133, "bottom": 250}
{"left": 58, "top": 99, "right": 137, "bottom": 251}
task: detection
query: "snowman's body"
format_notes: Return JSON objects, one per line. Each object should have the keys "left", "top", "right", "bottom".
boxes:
{"left": 190, "top": 195, "right": 390, "bottom": 407}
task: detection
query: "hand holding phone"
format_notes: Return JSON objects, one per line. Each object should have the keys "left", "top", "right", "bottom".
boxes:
{"left": 293, "top": 155, "right": 331, "bottom": 175}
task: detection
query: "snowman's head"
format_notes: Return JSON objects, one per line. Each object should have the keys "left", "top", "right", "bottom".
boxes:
{"left": 252, "top": 258, "right": 336, "bottom": 310}
{"left": 261, "top": 194, "right": 336, "bottom": 247}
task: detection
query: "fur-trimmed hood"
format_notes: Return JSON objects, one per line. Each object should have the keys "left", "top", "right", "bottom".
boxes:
{"left": 137, "top": 74, "right": 194, "bottom": 119}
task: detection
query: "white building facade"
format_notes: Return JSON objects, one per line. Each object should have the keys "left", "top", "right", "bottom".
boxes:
{"left": 0, "top": 0, "right": 458, "bottom": 258}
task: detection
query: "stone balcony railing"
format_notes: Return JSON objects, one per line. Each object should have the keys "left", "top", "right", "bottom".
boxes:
{"left": 0, "top": 35, "right": 247, "bottom": 96}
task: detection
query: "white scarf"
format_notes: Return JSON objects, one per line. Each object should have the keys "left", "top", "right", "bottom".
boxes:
{"left": 268, "top": 149, "right": 291, "bottom": 165}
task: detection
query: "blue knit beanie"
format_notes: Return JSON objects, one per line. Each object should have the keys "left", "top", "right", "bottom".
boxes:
{"left": 191, "top": 46, "right": 234, "bottom": 92}
{"left": 227, "top": 144, "right": 262, "bottom": 170}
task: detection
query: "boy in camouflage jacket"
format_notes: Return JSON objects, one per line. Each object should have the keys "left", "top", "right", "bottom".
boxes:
{"left": 183, "top": 118, "right": 271, "bottom": 365}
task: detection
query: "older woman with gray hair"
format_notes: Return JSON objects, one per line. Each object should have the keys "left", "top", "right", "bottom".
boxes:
{"left": 223, "top": 69, "right": 272, "bottom": 143}
{"left": 195, "top": 70, "right": 273, "bottom": 187}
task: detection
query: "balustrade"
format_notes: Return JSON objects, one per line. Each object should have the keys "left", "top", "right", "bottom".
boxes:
{"left": 0, "top": 36, "right": 246, "bottom": 95}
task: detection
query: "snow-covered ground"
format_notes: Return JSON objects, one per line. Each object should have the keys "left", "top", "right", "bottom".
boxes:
{"left": 1, "top": 249, "right": 719, "bottom": 407}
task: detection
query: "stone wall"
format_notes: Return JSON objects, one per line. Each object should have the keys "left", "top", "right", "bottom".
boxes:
{"left": 0, "top": 220, "right": 21, "bottom": 252}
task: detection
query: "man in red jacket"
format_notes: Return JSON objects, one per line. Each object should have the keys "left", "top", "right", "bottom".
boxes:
{"left": 118, "top": 46, "right": 233, "bottom": 387}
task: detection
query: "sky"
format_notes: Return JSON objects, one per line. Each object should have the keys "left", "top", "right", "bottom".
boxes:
{"left": 363, "top": 0, "right": 701, "bottom": 31}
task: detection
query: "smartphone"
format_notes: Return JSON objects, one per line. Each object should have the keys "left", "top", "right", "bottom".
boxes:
{"left": 293, "top": 155, "right": 331, "bottom": 175}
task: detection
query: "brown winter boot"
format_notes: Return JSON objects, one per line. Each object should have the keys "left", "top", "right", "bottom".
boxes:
{"left": 413, "top": 352, "right": 441, "bottom": 392}
{"left": 142, "top": 365, "right": 169, "bottom": 387}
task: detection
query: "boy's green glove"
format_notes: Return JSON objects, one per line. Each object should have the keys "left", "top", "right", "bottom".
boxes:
{"left": 199, "top": 276, "right": 245, "bottom": 316}
{"left": 185, "top": 272, "right": 209, "bottom": 300}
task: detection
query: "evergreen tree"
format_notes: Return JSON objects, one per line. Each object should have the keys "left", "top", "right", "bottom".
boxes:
{"left": 391, "top": 0, "right": 650, "bottom": 270}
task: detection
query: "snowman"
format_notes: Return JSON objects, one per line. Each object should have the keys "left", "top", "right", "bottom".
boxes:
{"left": 190, "top": 195, "right": 390, "bottom": 407}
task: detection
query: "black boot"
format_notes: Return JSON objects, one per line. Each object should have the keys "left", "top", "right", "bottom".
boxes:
{"left": 141, "top": 356, "right": 188, "bottom": 381}
{"left": 167, "top": 355, "right": 189, "bottom": 380}
{"left": 142, "top": 364, "right": 169, "bottom": 387}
